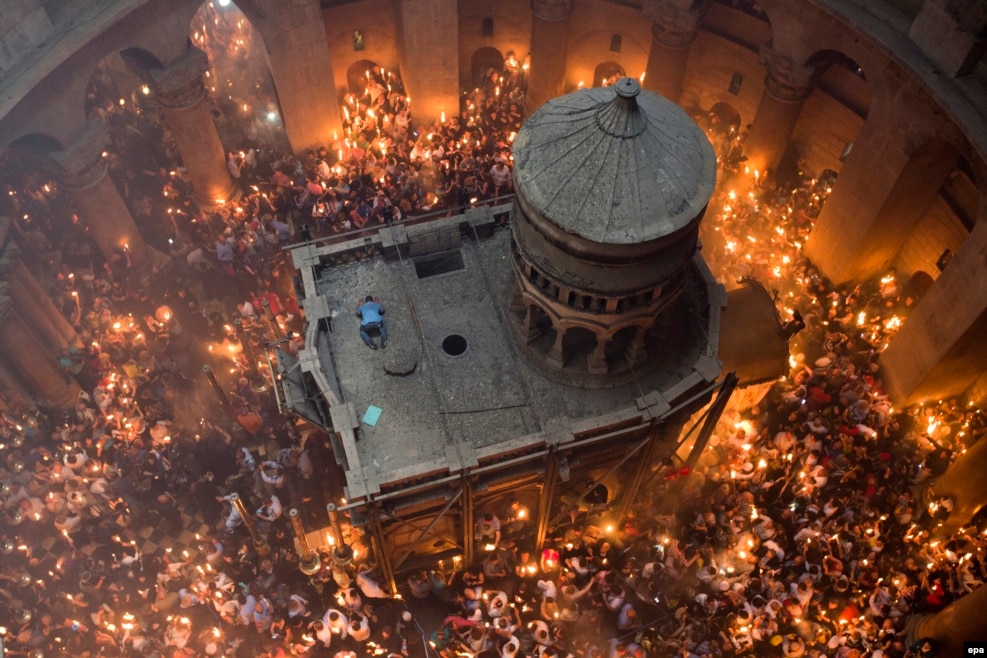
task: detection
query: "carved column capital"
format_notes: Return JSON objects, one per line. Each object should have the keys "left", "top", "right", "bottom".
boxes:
{"left": 531, "top": 0, "right": 573, "bottom": 21}
{"left": 651, "top": 2, "right": 699, "bottom": 49}
{"left": 151, "top": 46, "right": 210, "bottom": 110}
{"left": 759, "top": 47, "right": 812, "bottom": 102}
{"left": 48, "top": 119, "right": 111, "bottom": 190}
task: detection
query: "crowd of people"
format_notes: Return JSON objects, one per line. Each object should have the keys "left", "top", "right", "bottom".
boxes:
{"left": 0, "top": 10, "right": 985, "bottom": 657}
{"left": 0, "top": 40, "right": 530, "bottom": 657}
{"left": 305, "top": 56, "right": 522, "bottom": 238}
{"left": 382, "top": 150, "right": 986, "bottom": 658}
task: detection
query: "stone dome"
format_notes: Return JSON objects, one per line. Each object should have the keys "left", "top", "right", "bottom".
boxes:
{"left": 512, "top": 77, "right": 716, "bottom": 245}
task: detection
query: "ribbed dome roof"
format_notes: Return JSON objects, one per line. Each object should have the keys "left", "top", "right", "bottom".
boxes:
{"left": 512, "top": 78, "right": 716, "bottom": 245}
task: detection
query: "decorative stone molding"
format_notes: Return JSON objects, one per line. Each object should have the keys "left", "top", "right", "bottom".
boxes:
{"left": 759, "top": 47, "right": 813, "bottom": 102}
{"left": 651, "top": 2, "right": 699, "bottom": 49}
{"left": 0, "top": 293, "right": 11, "bottom": 325}
{"left": 531, "top": 0, "right": 573, "bottom": 21}
{"left": 48, "top": 119, "right": 111, "bottom": 190}
{"left": 150, "top": 46, "right": 210, "bottom": 111}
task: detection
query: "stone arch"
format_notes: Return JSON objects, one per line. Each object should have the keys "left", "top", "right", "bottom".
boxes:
{"left": 119, "top": 46, "right": 165, "bottom": 73}
{"left": 840, "top": 139, "right": 963, "bottom": 283}
{"left": 7, "top": 133, "right": 65, "bottom": 155}
{"left": 526, "top": 302, "right": 557, "bottom": 358}
{"left": 471, "top": 47, "right": 505, "bottom": 90}
{"left": 0, "top": 133, "right": 66, "bottom": 227}
{"left": 758, "top": 3, "right": 889, "bottom": 157}
{"left": 1, "top": 133, "right": 65, "bottom": 212}
{"left": 594, "top": 61, "right": 625, "bottom": 87}
{"left": 892, "top": 149, "right": 982, "bottom": 282}
{"left": 752, "top": 46, "right": 872, "bottom": 183}
{"left": 117, "top": 46, "right": 173, "bottom": 114}
{"left": 804, "top": 50, "right": 871, "bottom": 119}
{"left": 729, "top": 0, "right": 772, "bottom": 25}
{"left": 561, "top": 325, "right": 599, "bottom": 370}
{"left": 346, "top": 59, "right": 380, "bottom": 95}
{"left": 84, "top": 55, "right": 130, "bottom": 116}
{"left": 605, "top": 324, "right": 646, "bottom": 372}
{"left": 186, "top": 0, "right": 288, "bottom": 149}
{"left": 188, "top": 0, "right": 270, "bottom": 96}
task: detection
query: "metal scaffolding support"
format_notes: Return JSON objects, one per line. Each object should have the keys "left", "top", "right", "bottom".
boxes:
{"left": 614, "top": 418, "right": 663, "bottom": 522}
{"left": 547, "top": 429, "right": 656, "bottom": 529}
{"left": 686, "top": 372, "right": 739, "bottom": 468}
{"left": 462, "top": 475, "right": 475, "bottom": 567}
{"left": 365, "top": 503, "right": 397, "bottom": 595}
{"left": 534, "top": 449, "right": 560, "bottom": 552}
{"left": 392, "top": 487, "right": 463, "bottom": 572}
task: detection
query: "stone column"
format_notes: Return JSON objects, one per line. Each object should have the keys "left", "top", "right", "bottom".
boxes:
{"left": 395, "top": 0, "right": 460, "bottom": 123}
{"left": 642, "top": 2, "right": 699, "bottom": 103}
{"left": 150, "top": 46, "right": 240, "bottom": 210}
{"left": 5, "top": 255, "right": 80, "bottom": 352}
{"left": 744, "top": 48, "right": 812, "bottom": 175}
{"left": 0, "top": 300, "right": 81, "bottom": 411}
{"left": 905, "top": 582, "right": 987, "bottom": 655}
{"left": 804, "top": 119, "right": 958, "bottom": 285}
{"left": 546, "top": 326, "right": 565, "bottom": 369}
{"left": 626, "top": 325, "right": 649, "bottom": 366}
{"left": 880, "top": 211, "right": 987, "bottom": 406}
{"left": 522, "top": 304, "right": 540, "bottom": 342}
{"left": 924, "top": 431, "right": 987, "bottom": 535}
{"left": 49, "top": 120, "right": 151, "bottom": 282}
{"left": 0, "top": 360, "right": 33, "bottom": 412}
{"left": 254, "top": 0, "right": 343, "bottom": 157}
{"left": 587, "top": 338, "right": 608, "bottom": 375}
{"left": 526, "top": 0, "right": 573, "bottom": 113}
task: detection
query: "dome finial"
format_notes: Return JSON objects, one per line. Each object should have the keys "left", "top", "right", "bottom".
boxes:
{"left": 596, "top": 77, "right": 647, "bottom": 138}
{"left": 614, "top": 77, "right": 640, "bottom": 99}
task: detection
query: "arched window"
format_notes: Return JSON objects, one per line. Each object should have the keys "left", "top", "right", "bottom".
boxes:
{"left": 482, "top": 17, "right": 494, "bottom": 37}
{"left": 609, "top": 34, "right": 622, "bottom": 53}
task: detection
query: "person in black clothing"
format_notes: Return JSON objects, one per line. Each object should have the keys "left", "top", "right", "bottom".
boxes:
{"left": 781, "top": 309, "right": 806, "bottom": 339}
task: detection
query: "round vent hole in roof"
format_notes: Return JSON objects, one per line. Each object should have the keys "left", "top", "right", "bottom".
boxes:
{"left": 441, "top": 334, "right": 468, "bottom": 357}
